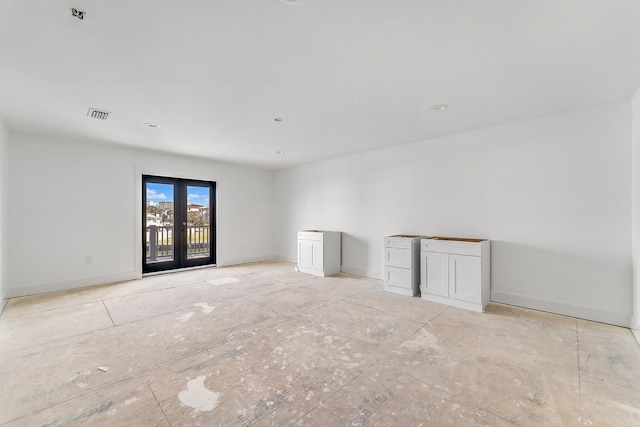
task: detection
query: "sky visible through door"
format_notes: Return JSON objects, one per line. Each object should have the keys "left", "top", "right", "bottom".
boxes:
{"left": 147, "top": 183, "right": 210, "bottom": 207}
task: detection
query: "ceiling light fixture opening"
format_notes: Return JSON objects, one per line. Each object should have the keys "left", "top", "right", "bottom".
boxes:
{"left": 274, "top": 118, "right": 283, "bottom": 122}
{"left": 276, "top": 151, "right": 286, "bottom": 154}
{"left": 71, "top": 8, "right": 86, "bottom": 19}
{"left": 430, "top": 104, "right": 448, "bottom": 111}
{"left": 145, "top": 122, "right": 161, "bottom": 128}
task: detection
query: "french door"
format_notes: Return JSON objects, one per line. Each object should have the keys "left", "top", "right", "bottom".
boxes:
{"left": 143, "top": 175, "right": 216, "bottom": 273}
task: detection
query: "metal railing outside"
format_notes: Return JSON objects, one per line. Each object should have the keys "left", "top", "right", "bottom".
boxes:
{"left": 146, "top": 225, "right": 210, "bottom": 262}
{"left": 186, "top": 225, "right": 210, "bottom": 258}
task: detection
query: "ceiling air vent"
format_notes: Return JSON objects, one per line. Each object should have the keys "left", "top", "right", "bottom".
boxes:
{"left": 87, "top": 108, "right": 110, "bottom": 120}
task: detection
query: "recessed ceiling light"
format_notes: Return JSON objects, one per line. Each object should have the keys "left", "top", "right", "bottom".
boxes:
{"left": 274, "top": 118, "right": 283, "bottom": 122}
{"left": 430, "top": 104, "right": 448, "bottom": 111}
{"left": 276, "top": 151, "right": 285, "bottom": 154}
{"left": 145, "top": 122, "right": 161, "bottom": 128}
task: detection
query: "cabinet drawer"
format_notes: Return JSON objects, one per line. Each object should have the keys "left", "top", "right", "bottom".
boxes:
{"left": 385, "top": 266, "right": 412, "bottom": 289}
{"left": 421, "top": 240, "right": 481, "bottom": 256}
{"left": 385, "top": 248, "right": 412, "bottom": 269}
{"left": 298, "top": 231, "right": 324, "bottom": 241}
{"left": 385, "top": 236, "right": 412, "bottom": 249}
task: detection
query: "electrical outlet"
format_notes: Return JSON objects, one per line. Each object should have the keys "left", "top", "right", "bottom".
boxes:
{"left": 84, "top": 255, "right": 92, "bottom": 264}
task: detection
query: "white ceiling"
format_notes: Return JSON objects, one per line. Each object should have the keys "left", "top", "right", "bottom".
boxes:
{"left": 1, "top": 0, "right": 640, "bottom": 170}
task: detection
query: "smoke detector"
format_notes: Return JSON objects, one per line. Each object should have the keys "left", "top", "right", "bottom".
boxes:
{"left": 87, "top": 108, "right": 110, "bottom": 120}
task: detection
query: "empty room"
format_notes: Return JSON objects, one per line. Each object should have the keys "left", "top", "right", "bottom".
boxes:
{"left": 1, "top": 1, "right": 640, "bottom": 426}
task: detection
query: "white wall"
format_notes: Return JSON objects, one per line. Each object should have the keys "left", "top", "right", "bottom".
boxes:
{"left": 632, "top": 87, "right": 640, "bottom": 342}
{"left": 0, "top": 117, "right": 8, "bottom": 311}
{"left": 275, "top": 102, "right": 632, "bottom": 327}
{"left": 7, "top": 132, "right": 276, "bottom": 297}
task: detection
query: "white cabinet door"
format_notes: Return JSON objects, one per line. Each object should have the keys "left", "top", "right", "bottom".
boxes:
{"left": 298, "top": 240, "right": 312, "bottom": 269}
{"left": 449, "top": 255, "right": 481, "bottom": 303}
{"left": 421, "top": 251, "right": 449, "bottom": 297}
{"left": 299, "top": 240, "right": 324, "bottom": 270}
{"left": 311, "top": 241, "right": 324, "bottom": 269}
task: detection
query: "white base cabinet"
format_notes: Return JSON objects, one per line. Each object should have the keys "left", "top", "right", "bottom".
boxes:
{"left": 384, "top": 235, "right": 424, "bottom": 296}
{"left": 420, "top": 237, "right": 490, "bottom": 312}
{"left": 297, "top": 230, "right": 341, "bottom": 277}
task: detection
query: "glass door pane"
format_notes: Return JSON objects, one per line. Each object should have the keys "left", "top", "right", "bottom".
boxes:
{"left": 145, "top": 182, "right": 175, "bottom": 264}
{"left": 143, "top": 175, "right": 215, "bottom": 274}
{"left": 186, "top": 185, "right": 211, "bottom": 260}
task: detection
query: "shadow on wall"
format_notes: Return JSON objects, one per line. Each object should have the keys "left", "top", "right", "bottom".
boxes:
{"left": 340, "top": 233, "right": 370, "bottom": 277}
{"left": 490, "top": 240, "right": 631, "bottom": 326}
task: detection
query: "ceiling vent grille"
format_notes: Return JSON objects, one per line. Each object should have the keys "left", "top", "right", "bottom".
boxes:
{"left": 87, "top": 108, "right": 110, "bottom": 120}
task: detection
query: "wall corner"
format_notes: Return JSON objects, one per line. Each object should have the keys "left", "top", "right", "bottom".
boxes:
{"left": 0, "top": 117, "right": 9, "bottom": 306}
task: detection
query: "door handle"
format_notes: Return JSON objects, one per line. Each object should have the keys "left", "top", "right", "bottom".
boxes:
{"left": 182, "top": 222, "right": 187, "bottom": 226}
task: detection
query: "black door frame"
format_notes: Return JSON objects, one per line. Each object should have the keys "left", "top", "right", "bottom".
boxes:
{"left": 142, "top": 175, "right": 216, "bottom": 273}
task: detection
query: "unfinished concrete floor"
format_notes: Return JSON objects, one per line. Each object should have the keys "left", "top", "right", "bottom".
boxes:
{"left": 1, "top": 261, "right": 639, "bottom": 426}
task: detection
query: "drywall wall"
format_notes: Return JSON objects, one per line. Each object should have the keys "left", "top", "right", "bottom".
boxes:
{"left": 0, "top": 117, "right": 8, "bottom": 311}
{"left": 275, "top": 102, "right": 632, "bottom": 326}
{"left": 7, "top": 132, "right": 275, "bottom": 297}
{"left": 632, "top": 87, "right": 640, "bottom": 343}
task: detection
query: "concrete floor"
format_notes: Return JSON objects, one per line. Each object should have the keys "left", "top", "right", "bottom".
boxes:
{"left": 1, "top": 261, "right": 639, "bottom": 426}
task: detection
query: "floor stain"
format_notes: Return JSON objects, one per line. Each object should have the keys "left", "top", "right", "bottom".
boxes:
{"left": 177, "top": 375, "right": 221, "bottom": 413}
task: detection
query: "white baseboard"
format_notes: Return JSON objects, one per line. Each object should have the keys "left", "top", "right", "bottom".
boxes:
{"left": 631, "top": 316, "right": 640, "bottom": 346}
{"left": 340, "top": 265, "right": 384, "bottom": 281}
{"left": 7, "top": 271, "right": 141, "bottom": 298}
{"left": 492, "top": 290, "right": 631, "bottom": 328}
{"left": 272, "top": 258, "right": 295, "bottom": 265}
{"left": 275, "top": 255, "right": 296, "bottom": 264}
{"left": 6, "top": 256, "right": 281, "bottom": 299}
{"left": 217, "top": 255, "right": 280, "bottom": 267}
{"left": 273, "top": 258, "right": 383, "bottom": 280}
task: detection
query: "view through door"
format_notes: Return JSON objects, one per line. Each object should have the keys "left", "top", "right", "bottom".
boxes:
{"left": 143, "top": 175, "right": 216, "bottom": 273}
